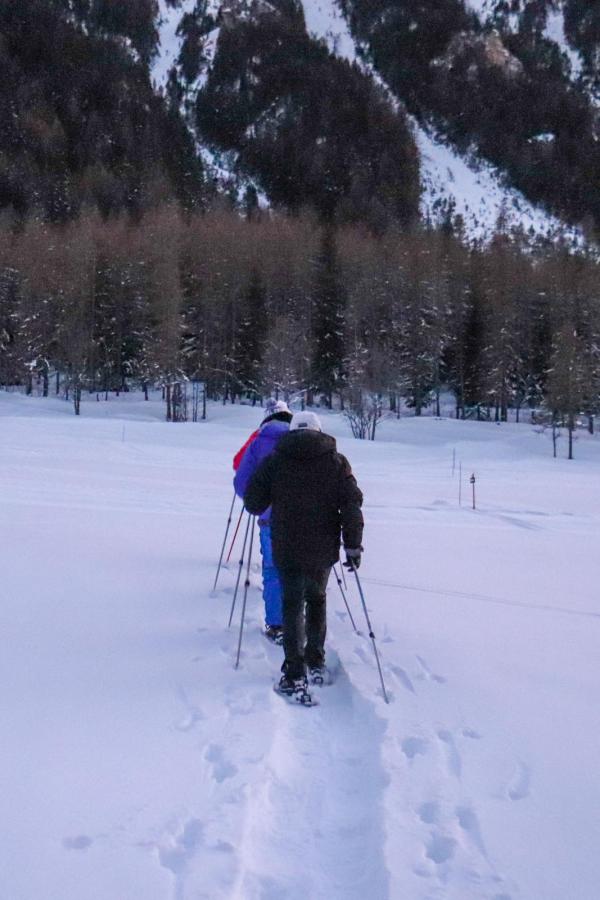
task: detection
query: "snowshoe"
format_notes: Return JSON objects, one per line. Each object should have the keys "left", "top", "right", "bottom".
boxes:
{"left": 273, "top": 674, "right": 317, "bottom": 706}
{"left": 264, "top": 625, "right": 284, "bottom": 646}
{"left": 308, "top": 666, "right": 333, "bottom": 687}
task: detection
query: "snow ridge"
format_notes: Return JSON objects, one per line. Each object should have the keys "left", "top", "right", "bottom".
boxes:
{"left": 232, "top": 648, "right": 389, "bottom": 898}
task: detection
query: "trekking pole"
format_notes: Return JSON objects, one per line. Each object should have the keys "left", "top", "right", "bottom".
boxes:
{"left": 235, "top": 516, "right": 256, "bottom": 669}
{"left": 350, "top": 563, "right": 390, "bottom": 704}
{"left": 212, "top": 491, "right": 236, "bottom": 594}
{"left": 333, "top": 564, "right": 358, "bottom": 633}
{"left": 225, "top": 506, "right": 244, "bottom": 563}
{"left": 339, "top": 560, "right": 348, "bottom": 591}
{"left": 228, "top": 512, "right": 252, "bottom": 627}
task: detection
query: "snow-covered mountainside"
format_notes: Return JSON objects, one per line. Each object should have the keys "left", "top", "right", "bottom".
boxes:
{"left": 2, "top": 392, "right": 600, "bottom": 899}
{"left": 152, "top": 0, "right": 588, "bottom": 243}
{"left": 298, "top": 0, "right": 584, "bottom": 242}
{"left": 415, "top": 126, "right": 583, "bottom": 243}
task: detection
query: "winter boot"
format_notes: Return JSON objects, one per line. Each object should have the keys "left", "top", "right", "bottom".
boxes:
{"left": 308, "top": 666, "right": 333, "bottom": 686}
{"left": 264, "top": 625, "right": 284, "bottom": 646}
{"left": 274, "top": 674, "right": 315, "bottom": 706}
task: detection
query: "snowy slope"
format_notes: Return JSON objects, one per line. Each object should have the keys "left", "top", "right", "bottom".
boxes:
{"left": 415, "top": 126, "right": 584, "bottom": 243}
{"left": 301, "top": 0, "right": 359, "bottom": 61}
{"left": 153, "top": 0, "right": 196, "bottom": 89}
{"left": 301, "top": 0, "right": 583, "bottom": 243}
{"left": 153, "top": 0, "right": 222, "bottom": 92}
{"left": 544, "top": 5, "right": 584, "bottom": 79}
{"left": 2, "top": 391, "right": 600, "bottom": 899}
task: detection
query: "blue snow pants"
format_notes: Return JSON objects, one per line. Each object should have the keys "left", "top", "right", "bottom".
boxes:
{"left": 259, "top": 524, "right": 283, "bottom": 627}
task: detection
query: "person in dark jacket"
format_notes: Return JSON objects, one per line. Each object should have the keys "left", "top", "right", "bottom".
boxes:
{"left": 244, "top": 411, "right": 363, "bottom": 701}
{"left": 233, "top": 399, "right": 293, "bottom": 641}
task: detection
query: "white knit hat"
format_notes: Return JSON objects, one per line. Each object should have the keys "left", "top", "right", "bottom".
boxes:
{"left": 290, "top": 411, "right": 322, "bottom": 432}
{"left": 264, "top": 398, "right": 290, "bottom": 415}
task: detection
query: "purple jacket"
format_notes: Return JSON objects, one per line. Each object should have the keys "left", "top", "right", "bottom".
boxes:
{"left": 234, "top": 419, "right": 290, "bottom": 522}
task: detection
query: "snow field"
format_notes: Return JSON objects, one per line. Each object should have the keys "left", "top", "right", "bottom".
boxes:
{"left": 1, "top": 393, "right": 600, "bottom": 899}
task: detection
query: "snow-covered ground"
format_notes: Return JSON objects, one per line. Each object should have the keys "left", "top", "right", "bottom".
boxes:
{"left": 2, "top": 391, "right": 600, "bottom": 899}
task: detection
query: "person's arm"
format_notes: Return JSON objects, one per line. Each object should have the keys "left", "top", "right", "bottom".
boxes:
{"left": 337, "top": 454, "right": 364, "bottom": 558}
{"left": 244, "top": 454, "right": 276, "bottom": 516}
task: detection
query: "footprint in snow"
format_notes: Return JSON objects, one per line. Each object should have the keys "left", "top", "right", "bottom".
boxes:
{"left": 390, "top": 664, "right": 415, "bottom": 694}
{"left": 437, "top": 730, "right": 462, "bottom": 778}
{"left": 158, "top": 818, "right": 204, "bottom": 876}
{"left": 426, "top": 833, "right": 456, "bottom": 865}
{"left": 416, "top": 655, "right": 446, "bottom": 684}
{"left": 175, "top": 704, "right": 204, "bottom": 732}
{"left": 462, "top": 727, "right": 482, "bottom": 740}
{"left": 63, "top": 835, "right": 93, "bottom": 851}
{"left": 456, "top": 805, "right": 488, "bottom": 860}
{"left": 506, "top": 762, "right": 531, "bottom": 801}
{"left": 418, "top": 801, "right": 440, "bottom": 825}
{"left": 401, "top": 736, "right": 429, "bottom": 761}
{"left": 225, "top": 684, "right": 266, "bottom": 715}
{"left": 205, "top": 743, "right": 238, "bottom": 783}
{"left": 175, "top": 685, "right": 205, "bottom": 732}
{"left": 353, "top": 645, "right": 372, "bottom": 666}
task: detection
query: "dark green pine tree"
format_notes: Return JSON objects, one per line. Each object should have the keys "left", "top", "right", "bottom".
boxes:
{"left": 311, "top": 227, "right": 346, "bottom": 407}
{"left": 236, "top": 268, "right": 267, "bottom": 403}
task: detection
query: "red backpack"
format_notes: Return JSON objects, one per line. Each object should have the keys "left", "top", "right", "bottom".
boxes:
{"left": 233, "top": 430, "right": 259, "bottom": 471}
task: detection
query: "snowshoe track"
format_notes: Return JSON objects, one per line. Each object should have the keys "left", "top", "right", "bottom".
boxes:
{"left": 233, "top": 658, "right": 390, "bottom": 900}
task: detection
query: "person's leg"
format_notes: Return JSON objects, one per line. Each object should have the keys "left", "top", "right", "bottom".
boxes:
{"left": 304, "top": 568, "right": 331, "bottom": 669}
{"left": 279, "top": 568, "right": 306, "bottom": 680}
{"left": 259, "top": 524, "right": 283, "bottom": 627}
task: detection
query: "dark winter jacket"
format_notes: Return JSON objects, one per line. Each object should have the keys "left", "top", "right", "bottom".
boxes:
{"left": 244, "top": 430, "right": 364, "bottom": 575}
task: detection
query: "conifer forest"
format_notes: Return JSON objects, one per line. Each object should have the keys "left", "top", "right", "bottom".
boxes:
{"left": 1, "top": 0, "right": 599, "bottom": 436}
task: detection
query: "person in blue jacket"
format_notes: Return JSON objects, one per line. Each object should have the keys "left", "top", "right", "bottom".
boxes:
{"left": 234, "top": 399, "right": 292, "bottom": 643}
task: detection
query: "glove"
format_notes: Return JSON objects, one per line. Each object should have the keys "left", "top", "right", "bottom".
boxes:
{"left": 343, "top": 547, "right": 362, "bottom": 570}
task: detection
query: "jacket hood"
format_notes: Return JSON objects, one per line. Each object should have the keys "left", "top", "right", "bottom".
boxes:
{"left": 277, "top": 430, "right": 336, "bottom": 461}
{"left": 259, "top": 418, "right": 291, "bottom": 438}
{"left": 261, "top": 410, "right": 293, "bottom": 426}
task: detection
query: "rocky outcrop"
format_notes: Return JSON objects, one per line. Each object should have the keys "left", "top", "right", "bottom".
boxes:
{"left": 436, "top": 30, "right": 524, "bottom": 80}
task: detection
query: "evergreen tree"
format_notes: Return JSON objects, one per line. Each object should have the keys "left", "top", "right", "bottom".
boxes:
{"left": 311, "top": 228, "right": 346, "bottom": 406}
{"left": 235, "top": 268, "right": 267, "bottom": 402}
